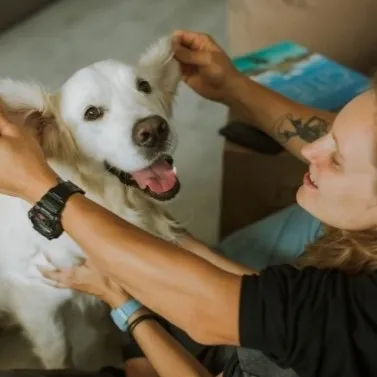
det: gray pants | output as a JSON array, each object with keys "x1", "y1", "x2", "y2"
[
  {"x1": 224, "y1": 348, "x2": 297, "y2": 377},
  {"x1": 0, "y1": 350, "x2": 298, "y2": 377}
]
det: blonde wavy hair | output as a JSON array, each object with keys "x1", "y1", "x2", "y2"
[
  {"x1": 295, "y1": 78, "x2": 377, "y2": 275},
  {"x1": 295, "y1": 226, "x2": 377, "y2": 274}
]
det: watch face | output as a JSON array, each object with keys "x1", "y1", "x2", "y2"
[
  {"x1": 29, "y1": 208, "x2": 63, "y2": 240},
  {"x1": 27, "y1": 180, "x2": 84, "y2": 240}
]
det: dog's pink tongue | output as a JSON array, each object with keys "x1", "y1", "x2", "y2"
[{"x1": 131, "y1": 159, "x2": 177, "y2": 193}]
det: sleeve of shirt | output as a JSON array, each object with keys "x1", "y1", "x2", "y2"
[{"x1": 238, "y1": 265, "x2": 376, "y2": 376}]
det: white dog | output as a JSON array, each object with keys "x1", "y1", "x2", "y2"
[{"x1": 0, "y1": 36, "x2": 183, "y2": 369}]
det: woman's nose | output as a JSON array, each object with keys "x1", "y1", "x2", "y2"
[
  {"x1": 301, "y1": 140, "x2": 320, "y2": 163},
  {"x1": 301, "y1": 136, "x2": 333, "y2": 163}
]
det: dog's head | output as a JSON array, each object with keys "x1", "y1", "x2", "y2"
[{"x1": 0, "y1": 36, "x2": 182, "y2": 202}]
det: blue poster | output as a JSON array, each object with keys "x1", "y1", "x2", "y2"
[{"x1": 232, "y1": 41, "x2": 371, "y2": 112}]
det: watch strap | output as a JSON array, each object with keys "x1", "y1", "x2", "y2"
[
  {"x1": 39, "y1": 180, "x2": 85, "y2": 216},
  {"x1": 28, "y1": 179, "x2": 85, "y2": 240},
  {"x1": 110, "y1": 299, "x2": 143, "y2": 332}
]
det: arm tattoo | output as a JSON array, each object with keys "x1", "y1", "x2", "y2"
[{"x1": 273, "y1": 113, "x2": 330, "y2": 144}]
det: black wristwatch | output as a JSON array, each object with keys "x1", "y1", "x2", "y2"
[{"x1": 28, "y1": 179, "x2": 85, "y2": 240}]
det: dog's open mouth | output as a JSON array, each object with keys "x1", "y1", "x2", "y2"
[{"x1": 104, "y1": 155, "x2": 180, "y2": 201}]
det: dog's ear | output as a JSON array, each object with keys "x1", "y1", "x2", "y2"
[
  {"x1": 0, "y1": 79, "x2": 78, "y2": 161},
  {"x1": 139, "y1": 36, "x2": 181, "y2": 97}
]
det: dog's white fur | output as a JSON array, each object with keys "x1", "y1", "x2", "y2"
[{"x1": 0, "y1": 37, "x2": 183, "y2": 369}]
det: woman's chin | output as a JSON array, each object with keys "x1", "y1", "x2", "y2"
[{"x1": 296, "y1": 185, "x2": 316, "y2": 214}]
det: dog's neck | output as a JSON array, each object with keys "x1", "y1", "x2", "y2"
[
  {"x1": 47, "y1": 157, "x2": 122, "y2": 200},
  {"x1": 45, "y1": 156, "x2": 182, "y2": 243}
]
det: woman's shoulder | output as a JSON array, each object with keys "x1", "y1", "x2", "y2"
[
  {"x1": 240, "y1": 266, "x2": 377, "y2": 377},
  {"x1": 260, "y1": 264, "x2": 377, "y2": 288}
]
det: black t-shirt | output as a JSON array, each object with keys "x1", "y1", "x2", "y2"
[{"x1": 238, "y1": 265, "x2": 377, "y2": 377}]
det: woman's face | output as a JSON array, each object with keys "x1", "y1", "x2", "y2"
[{"x1": 297, "y1": 90, "x2": 377, "y2": 230}]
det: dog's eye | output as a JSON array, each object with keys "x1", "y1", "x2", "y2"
[
  {"x1": 136, "y1": 78, "x2": 152, "y2": 94},
  {"x1": 84, "y1": 106, "x2": 104, "y2": 121}
]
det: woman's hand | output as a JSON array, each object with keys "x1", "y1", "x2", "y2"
[
  {"x1": 39, "y1": 257, "x2": 130, "y2": 308},
  {"x1": 172, "y1": 29, "x2": 243, "y2": 104},
  {"x1": 0, "y1": 112, "x2": 58, "y2": 203}
]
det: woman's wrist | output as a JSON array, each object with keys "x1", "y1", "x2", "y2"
[
  {"x1": 221, "y1": 71, "x2": 252, "y2": 106},
  {"x1": 103, "y1": 289, "x2": 131, "y2": 309},
  {"x1": 128, "y1": 307, "x2": 152, "y2": 324},
  {"x1": 23, "y1": 169, "x2": 61, "y2": 204}
]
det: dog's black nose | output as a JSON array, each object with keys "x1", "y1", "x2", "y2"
[{"x1": 132, "y1": 115, "x2": 169, "y2": 148}]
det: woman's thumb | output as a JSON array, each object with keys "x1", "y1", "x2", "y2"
[{"x1": 174, "y1": 45, "x2": 209, "y2": 67}]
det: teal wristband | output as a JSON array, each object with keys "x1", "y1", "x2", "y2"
[{"x1": 110, "y1": 299, "x2": 143, "y2": 332}]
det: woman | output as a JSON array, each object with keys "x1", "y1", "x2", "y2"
[{"x1": 0, "y1": 30, "x2": 377, "y2": 377}]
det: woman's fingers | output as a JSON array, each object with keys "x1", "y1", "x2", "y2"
[
  {"x1": 37, "y1": 264, "x2": 74, "y2": 286},
  {"x1": 172, "y1": 29, "x2": 221, "y2": 53},
  {"x1": 41, "y1": 275, "x2": 69, "y2": 289},
  {"x1": 172, "y1": 29, "x2": 208, "y2": 49},
  {"x1": 172, "y1": 29, "x2": 198, "y2": 48},
  {"x1": 174, "y1": 45, "x2": 209, "y2": 66},
  {"x1": 37, "y1": 257, "x2": 119, "y2": 301}
]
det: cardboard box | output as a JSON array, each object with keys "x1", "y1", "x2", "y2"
[
  {"x1": 227, "y1": 0, "x2": 377, "y2": 75},
  {"x1": 220, "y1": 42, "x2": 370, "y2": 238}
]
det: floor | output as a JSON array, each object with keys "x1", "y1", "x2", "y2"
[{"x1": 0, "y1": 0, "x2": 227, "y2": 369}]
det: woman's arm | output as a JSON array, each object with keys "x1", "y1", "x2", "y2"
[
  {"x1": 97, "y1": 284, "x2": 215, "y2": 377},
  {"x1": 31, "y1": 176, "x2": 242, "y2": 346},
  {"x1": 120, "y1": 232, "x2": 249, "y2": 377},
  {"x1": 126, "y1": 308, "x2": 213, "y2": 377},
  {"x1": 124, "y1": 358, "x2": 158, "y2": 377},
  {"x1": 172, "y1": 30, "x2": 335, "y2": 163},
  {"x1": 180, "y1": 233, "x2": 255, "y2": 276},
  {"x1": 225, "y1": 74, "x2": 336, "y2": 162}
]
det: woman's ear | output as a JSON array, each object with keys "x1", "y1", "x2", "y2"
[{"x1": 0, "y1": 79, "x2": 78, "y2": 161}]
